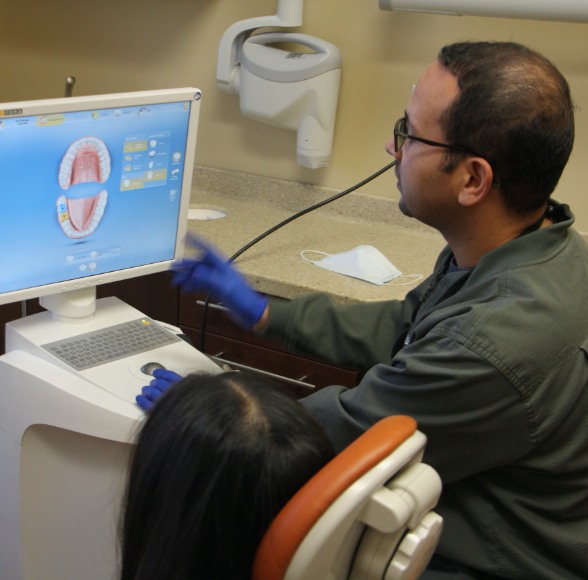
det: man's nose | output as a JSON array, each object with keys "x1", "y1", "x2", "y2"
[{"x1": 385, "y1": 138, "x2": 401, "y2": 161}]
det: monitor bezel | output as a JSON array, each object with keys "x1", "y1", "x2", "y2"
[{"x1": 0, "y1": 87, "x2": 202, "y2": 309}]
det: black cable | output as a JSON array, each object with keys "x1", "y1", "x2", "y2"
[{"x1": 198, "y1": 160, "x2": 397, "y2": 352}]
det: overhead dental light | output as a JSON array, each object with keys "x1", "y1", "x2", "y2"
[
  {"x1": 216, "y1": 0, "x2": 342, "y2": 169},
  {"x1": 378, "y1": 0, "x2": 588, "y2": 23}
]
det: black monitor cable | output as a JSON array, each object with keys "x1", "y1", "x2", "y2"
[{"x1": 197, "y1": 160, "x2": 397, "y2": 353}]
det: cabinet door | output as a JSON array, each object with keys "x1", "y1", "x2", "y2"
[{"x1": 96, "y1": 272, "x2": 178, "y2": 324}]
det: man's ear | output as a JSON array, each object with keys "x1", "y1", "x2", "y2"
[{"x1": 457, "y1": 157, "x2": 495, "y2": 207}]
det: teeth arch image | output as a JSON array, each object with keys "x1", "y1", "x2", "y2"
[
  {"x1": 59, "y1": 136, "x2": 111, "y2": 189},
  {"x1": 57, "y1": 191, "x2": 108, "y2": 239},
  {"x1": 57, "y1": 137, "x2": 111, "y2": 238}
]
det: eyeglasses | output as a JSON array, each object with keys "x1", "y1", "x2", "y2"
[
  {"x1": 393, "y1": 116, "x2": 478, "y2": 156},
  {"x1": 393, "y1": 116, "x2": 500, "y2": 187}
]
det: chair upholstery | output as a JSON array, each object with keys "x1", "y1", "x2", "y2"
[{"x1": 253, "y1": 415, "x2": 442, "y2": 580}]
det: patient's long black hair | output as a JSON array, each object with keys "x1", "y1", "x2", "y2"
[{"x1": 120, "y1": 371, "x2": 334, "y2": 580}]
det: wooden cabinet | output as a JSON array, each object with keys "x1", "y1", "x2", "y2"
[
  {"x1": 177, "y1": 293, "x2": 361, "y2": 399},
  {"x1": 95, "y1": 271, "x2": 178, "y2": 323}
]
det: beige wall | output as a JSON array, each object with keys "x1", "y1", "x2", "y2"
[{"x1": 2, "y1": 0, "x2": 587, "y2": 231}]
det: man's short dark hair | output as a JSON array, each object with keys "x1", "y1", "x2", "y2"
[{"x1": 438, "y1": 41, "x2": 575, "y2": 214}]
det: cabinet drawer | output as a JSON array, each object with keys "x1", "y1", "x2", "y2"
[
  {"x1": 180, "y1": 327, "x2": 360, "y2": 399},
  {"x1": 179, "y1": 292, "x2": 288, "y2": 351}
]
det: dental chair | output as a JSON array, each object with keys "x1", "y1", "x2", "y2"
[{"x1": 253, "y1": 416, "x2": 443, "y2": 580}]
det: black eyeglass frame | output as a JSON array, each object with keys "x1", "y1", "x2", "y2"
[
  {"x1": 393, "y1": 116, "x2": 501, "y2": 188},
  {"x1": 394, "y1": 116, "x2": 483, "y2": 157}
]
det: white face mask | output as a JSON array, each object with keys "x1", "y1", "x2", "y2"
[{"x1": 300, "y1": 245, "x2": 422, "y2": 286}]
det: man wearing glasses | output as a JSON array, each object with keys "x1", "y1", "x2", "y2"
[{"x1": 143, "y1": 42, "x2": 588, "y2": 579}]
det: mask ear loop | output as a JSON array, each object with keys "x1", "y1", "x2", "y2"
[
  {"x1": 300, "y1": 249, "x2": 331, "y2": 264},
  {"x1": 384, "y1": 274, "x2": 424, "y2": 286}
]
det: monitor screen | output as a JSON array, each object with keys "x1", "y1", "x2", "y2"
[{"x1": 0, "y1": 88, "x2": 202, "y2": 314}]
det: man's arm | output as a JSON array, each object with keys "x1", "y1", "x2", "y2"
[
  {"x1": 261, "y1": 291, "x2": 423, "y2": 372},
  {"x1": 301, "y1": 332, "x2": 530, "y2": 483}
]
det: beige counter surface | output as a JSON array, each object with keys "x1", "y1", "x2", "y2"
[{"x1": 186, "y1": 166, "x2": 446, "y2": 304}]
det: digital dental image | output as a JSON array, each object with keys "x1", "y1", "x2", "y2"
[{"x1": 57, "y1": 136, "x2": 111, "y2": 238}]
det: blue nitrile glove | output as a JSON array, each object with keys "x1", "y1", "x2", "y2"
[
  {"x1": 172, "y1": 235, "x2": 268, "y2": 329},
  {"x1": 136, "y1": 368, "x2": 183, "y2": 412}
]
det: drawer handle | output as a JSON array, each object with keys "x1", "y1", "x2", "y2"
[
  {"x1": 196, "y1": 300, "x2": 228, "y2": 313},
  {"x1": 210, "y1": 355, "x2": 316, "y2": 390}
]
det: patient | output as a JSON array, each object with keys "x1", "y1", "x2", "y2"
[{"x1": 120, "y1": 371, "x2": 335, "y2": 580}]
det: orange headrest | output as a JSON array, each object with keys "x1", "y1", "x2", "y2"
[{"x1": 252, "y1": 415, "x2": 418, "y2": 580}]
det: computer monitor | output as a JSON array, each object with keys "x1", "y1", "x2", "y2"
[{"x1": 0, "y1": 87, "x2": 202, "y2": 320}]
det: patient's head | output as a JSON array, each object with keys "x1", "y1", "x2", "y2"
[{"x1": 120, "y1": 371, "x2": 335, "y2": 580}]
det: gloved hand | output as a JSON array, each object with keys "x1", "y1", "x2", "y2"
[
  {"x1": 172, "y1": 235, "x2": 268, "y2": 329},
  {"x1": 136, "y1": 368, "x2": 183, "y2": 412}
]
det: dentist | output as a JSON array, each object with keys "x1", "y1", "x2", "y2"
[{"x1": 139, "y1": 42, "x2": 588, "y2": 580}]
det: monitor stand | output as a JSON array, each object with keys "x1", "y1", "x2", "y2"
[
  {"x1": 39, "y1": 286, "x2": 98, "y2": 323},
  {"x1": 0, "y1": 293, "x2": 221, "y2": 579}
]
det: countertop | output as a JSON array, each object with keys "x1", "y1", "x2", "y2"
[{"x1": 186, "y1": 166, "x2": 446, "y2": 304}]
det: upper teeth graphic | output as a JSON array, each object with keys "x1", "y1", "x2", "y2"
[{"x1": 58, "y1": 136, "x2": 111, "y2": 190}]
